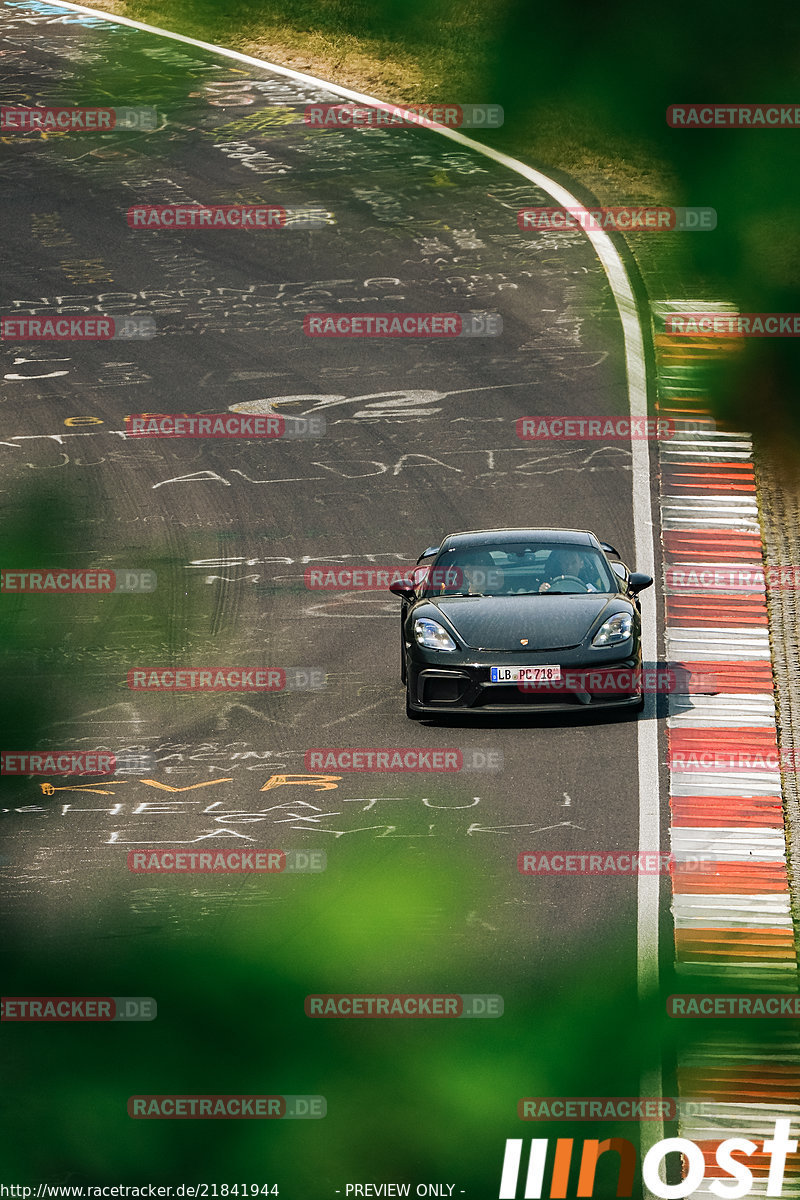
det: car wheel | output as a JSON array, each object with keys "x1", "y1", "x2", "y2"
[{"x1": 405, "y1": 682, "x2": 422, "y2": 720}]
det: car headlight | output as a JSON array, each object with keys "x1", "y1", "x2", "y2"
[
  {"x1": 592, "y1": 612, "x2": 633, "y2": 647},
  {"x1": 414, "y1": 617, "x2": 457, "y2": 651}
]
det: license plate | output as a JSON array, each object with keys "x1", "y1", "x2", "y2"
[{"x1": 489, "y1": 665, "x2": 562, "y2": 683}]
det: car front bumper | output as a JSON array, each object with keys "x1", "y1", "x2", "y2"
[{"x1": 405, "y1": 644, "x2": 643, "y2": 714}]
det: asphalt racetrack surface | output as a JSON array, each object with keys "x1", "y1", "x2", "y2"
[{"x1": 0, "y1": 5, "x2": 671, "y2": 1191}]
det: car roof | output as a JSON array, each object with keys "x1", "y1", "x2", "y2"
[{"x1": 437, "y1": 528, "x2": 600, "y2": 552}]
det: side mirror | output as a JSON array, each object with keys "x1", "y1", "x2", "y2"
[
  {"x1": 389, "y1": 579, "x2": 416, "y2": 600},
  {"x1": 628, "y1": 572, "x2": 653, "y2": 594}
]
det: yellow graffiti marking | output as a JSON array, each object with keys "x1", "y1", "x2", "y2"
[
  {"x1": 260, "y1": 774, "x2": 341, "y2": 792},
  {"x1": 138, "y1": 778, "x2": 234, "y2": 793},
  {"x1": 40, "y1": 782, "x2": 128, "y2": 795}
]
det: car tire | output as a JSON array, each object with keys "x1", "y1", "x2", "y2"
[
  {"x1": 405, "y1": 682, "x2": 422, "y2": 720},
  {"x1": 400, "y1": 634, "x2": 406, "y2": 684}
]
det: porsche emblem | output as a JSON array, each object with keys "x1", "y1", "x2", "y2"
[{"x1": 520, "y1": 638, "x2": 529, "y2": 646}]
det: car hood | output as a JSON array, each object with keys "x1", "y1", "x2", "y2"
[{"x1": 430, "y1": 594, "x2": 625, "y2": 652}]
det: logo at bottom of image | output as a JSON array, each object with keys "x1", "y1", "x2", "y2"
[
  {"x1": 127, "y1": 1095, "x2": 325, "y2": 1119},
  {"x1": 1, "y1": 997, "x2": 156, "y2": 1021},
  {"x1": 499, "y1": 1118, "x2": 797, "y2": 1199},
  {"x1": 305, "y1": 993, "x2": 503, "y2": 1017}
]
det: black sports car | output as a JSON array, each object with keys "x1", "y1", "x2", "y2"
[{"x1": 389, "y1": 528, "x2": 653, "y2": 718}]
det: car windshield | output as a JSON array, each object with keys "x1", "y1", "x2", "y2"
[{"x1": 418, "y1": 542, "x2": 618, "y2": 597}]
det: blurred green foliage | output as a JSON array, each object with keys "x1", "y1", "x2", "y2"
[
  {"x1": 0, "y1": 843, "x2": 694, "y2": 1193},
  {"x1": 3, "y1": 3, "x2": 800, "y2": 1191}
]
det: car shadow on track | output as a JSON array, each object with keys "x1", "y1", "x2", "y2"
[{"x1": 411, "y1": 697, "x2": 669, "y2": 729}]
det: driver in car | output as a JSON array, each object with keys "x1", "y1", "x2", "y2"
[{"x1": 538, "y1": 547, "x2": 599, "y2": 592}]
